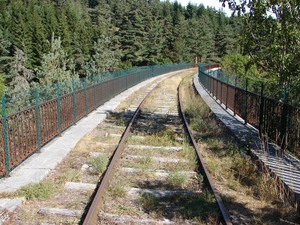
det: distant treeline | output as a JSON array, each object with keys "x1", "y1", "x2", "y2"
[{"x1": 0, "y1": 0, "x2": 242, "y2": 98}]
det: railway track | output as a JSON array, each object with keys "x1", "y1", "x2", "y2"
[
  {"x1": 12, "y1": 69, "x2": 232, "y2": 224},
  {"x1": 82, "y1": 71, "x2": 231, "y2": 224}
]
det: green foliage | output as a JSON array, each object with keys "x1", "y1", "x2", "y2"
[
  {"x1": 4, "y1": 48, "x2": 33, "y2": 111},
  {"x1": 88, "y1": 154, "x2": 109, "y2": 175},
  {"x1": 0, "y1": 0, "x2": 244, "y2": 104},
  {"x1": 166, "y1": 171, "x2": 190, "y2": 188},
  {"x1": 221, "y1": 0, "x2": 300, "y2": 102},
  {"x1": 0, "y1": 74, "x2": 5, "y2": 97},
  {"x1": 181, "y1": 190, "x2": 219, "y2": 221},
  {"x1": 84, "y1": 35, "x2": 118, "y2": 76},
  {"x1": 37, "y1": 34, "x2": 77, "y2": 86},
  {"x1": 1, "y1": 0, "x2": 240, "y2": 72},
  {"x1": 221, "y1": 53, "x2": 261, "y2": 79},
  {"x1": 139, "y1": 193, "x2": 159, "y2": 211},
  {"x1": 18, "y1": 180, "x2": 56, "y2": 200}
]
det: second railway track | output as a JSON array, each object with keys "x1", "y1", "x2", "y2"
[{"x1": 82, "y1": 70, "x2": 231, "y2": 224}]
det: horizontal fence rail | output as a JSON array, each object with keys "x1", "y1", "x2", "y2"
[
  {"x1": 0, "y1": 64, "x2": 191, "y2": 176},
  {"x1": 198, "y1": 64, "x2": 300, "y2": 158}
]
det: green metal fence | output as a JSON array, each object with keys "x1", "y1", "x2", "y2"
[
  {"x1": 198, "y1": 64, "x2": 300, "y2": 158},
  {"x1": 0, "y1": 64, "x2": 191, "y2": 176}
]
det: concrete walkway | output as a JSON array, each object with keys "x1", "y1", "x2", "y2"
[
  {"x1": 0, "y1": 72, "x2": 176, "y2": 193},
  {"x1": 193, "y1": 74, "x2": 300, "y2": 202}
]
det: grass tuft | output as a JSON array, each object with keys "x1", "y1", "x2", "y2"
[
  {"x1": 88, "y1": 154, "x2": 109, "y2": 175},
  {"x1": 108, "y1": 178, "x2": 128, "y2": 197},
  {"x1": 18, "y1": 180, "x2": 57, "y2": 200},
  {"x1": 166, "y1": 171, "x2": 190, "y2": 188},
  {"x1": 139, "y1": 193, "x2": 159, "y2": 211}
]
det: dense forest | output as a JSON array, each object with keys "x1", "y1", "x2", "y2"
[
  {"x1": 0, "y1": 0, "x2": 242, "y2": 101},
  {"x1": 1, "y1": 0, "x2": 299, "y2": 107}
]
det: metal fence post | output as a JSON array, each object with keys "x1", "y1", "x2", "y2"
[
  {"x1": 259, "y1": 82, "x2": 265, "y2": 137},
  {"x1": 220, "y1": 80, "x2": 223, "y2": 103},
  {"x1": 152, "y1": 66, "x2": 155, "y2": 77},
  {"x1": 209, "y1": 75, "x2": 211, "y2": 93},
  {"x1": 244, "y1": 78, "x2": 248, "y2": 124},
  {"x1": 280, "y1": 87, "x2": 289, "y2": 149},
  {"x1": 101, "y1": 77, "x2": 104, "y2": 103},
  {"x1": 72, "y1": 80, "x2": 77, "y2": 124},
  {"x1": 234, "y1": 77, "x2": 237, "y2": 116},
  {"x1": 35, "y1": 90, "x2": 41, "y2": 151},
  {"x1": 108, "y1": 80, "x2": 110, "y2": 101},
  {"x1": 216, "y1": 78, "x2": 219, "y2": 100},
  {"x1": 111, "y1": 76, "x2": 114, "y2": 98},
  {"x1": 139, "y1": 71, "x2": 141, "y2": 83},
  {"x1": 126, "y1": 72, "x2": 128, "y2": 90},
  {"x1": 118, "y1": 72, "x2": 120, "y2": 94},
  {"x1": 212, "y1": 77, "x2": 214, "y2": 96},
  {"x1": 2, "y1": 97, "x2": 10, "y2": 175},
  {"x1": 225, "y1": 74, "x2": 229, "y2": 109},
  {"x1": 93, "y1": 77, "x2": 97, "y2": 108},
  {"x1": 84, "y1": 78, "x2": 88, "y2": 115},
  {"x1": 203, "y1": 71, "x2": 207, "y2": 88},
  {"x1": 56, "y1": 83, "x2": 61, "y2": 132}
]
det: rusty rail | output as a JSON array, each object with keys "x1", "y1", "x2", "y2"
[
  {"x1": 82, "y1": 71, "x2": 232, "y2": 224},
  {"x1": 178, "y1": 81, "x2": 232, "y2": 225},
  {"x1": 80, "y1": 69, "x2": 177, "y2": 225}
]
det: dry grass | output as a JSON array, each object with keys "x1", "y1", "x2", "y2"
[
  {"x1": 116, "y1": 78, "x2": 164, "y2": 112},
  {"x1": 129, "y1": 128, "x2": 183, "y2": 147}
]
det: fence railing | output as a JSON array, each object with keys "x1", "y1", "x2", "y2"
[
  {"x1": 0, "y1": 64, "x2": 191, "y2": 176},
  {"x1": 198, "y1": 64, "x2": 300, "y2": 158}
]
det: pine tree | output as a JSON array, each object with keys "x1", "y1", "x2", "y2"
[
  {"x1": 143, "y1": 16, "x2": 165, "y2": 65},
  {"x1": 56, "y1": 7, "x2": 72, "y2": 56},
  {"x1": 42, "y1": 2, "x2": 59, "y2": 40},
  {"x1": 64, "y1": 1, "x2": 92, "y2": 74},
  {"x1": 84, "y1": 35, "x2": 118, "y2": 76},
  {"x1": 4, "y1": 48, "x2": 34, "y2": 111},
  {"x1": 10, "y1": 0, "x2": 34, "y2": 68},
  {"x1": 161, "y1": 1, "x2": 174, "y2": 63},
  {"x1": 0, "y1": 28, "x2": 12, "y2": 76},
  {"x1": 0, "y1": 28, "x2": 11, "y2": 96},
  {"x1": 195, "y1": 16, "x2": 215, "y2": 62},
  {"x1": 118, "y1": 8, "x2": 147, "y2": 66},
  {"x1": 29, "y1": 3, "x2": 48, "y2": 68},
  {"x1": 185, "y1": 2, "x2": 197, "y2": 19},
  {"x1": 170, "y1": 14, "x2": 189, "y2": 62},
  {"x1": 37, "y1": 35, "x2": 77, "y2": 86}
]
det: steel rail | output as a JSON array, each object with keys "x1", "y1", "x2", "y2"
[
  {"x1": 81, "y1": 69, "x2": 226, "y2": 224},
  {"x1": 178, "y1": 80, "x2": 232, "y2": 225},
  {"x1": 81, "y1": 87, "x2": 147, "y2": 225},
  {"x1": 81, "y1": 71, "x2": 184, "y2": 225}
]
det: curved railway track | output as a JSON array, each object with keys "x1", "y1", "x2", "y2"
[{"x1": 82, "y1": 71, "x2": 231, "y2": 224}]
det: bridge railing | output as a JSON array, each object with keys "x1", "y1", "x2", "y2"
[
  {"x1": 198, "y1": 64, "x2": 300, "y2": 158},
  {"x1": 0, "y1": 64, "x2": 191, "y2": 176}
]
